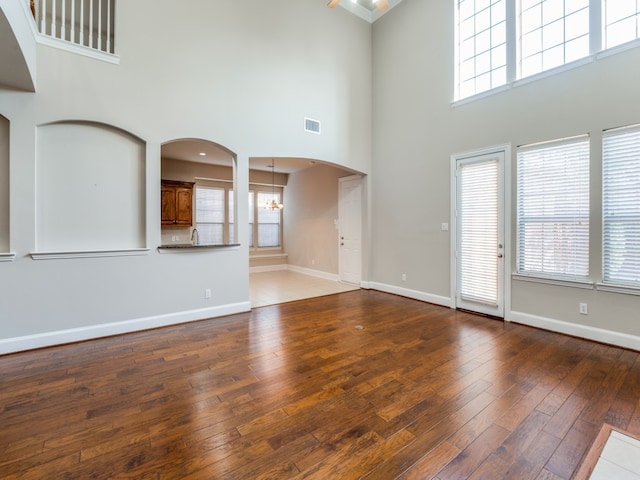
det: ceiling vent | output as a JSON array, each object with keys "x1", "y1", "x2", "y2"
[{"x1": 304, "y1": 117, "x2": 321, "y2": 134}]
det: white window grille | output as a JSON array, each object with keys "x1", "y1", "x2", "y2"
[
  {"x1": 519, "y1": 0, "x2": 590, "y2": 78},
  {"x1": 455, "y1": 0, "x2": 508, "y2": 100},
  {"x1": 602, "y1": 0, "x2": 640, "y2": 49}
]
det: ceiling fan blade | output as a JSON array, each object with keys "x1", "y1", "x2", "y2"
[
  {"x1": 327, "y1": 0, "x2": 341, "y2": 8},
  {"x1": 377, "y1": 0, "x2": 389, "y2": 12}
]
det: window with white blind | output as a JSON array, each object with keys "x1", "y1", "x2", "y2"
[
  {"x1": 455, "y1": 0, "x2": 507, "y2": 100},
  {"x1": 516, "y1": 136, "x2": 590, "y2": 280},
  {"x1": 228, "y1": 190, "x2": 235, "y2": 244},
  {"x1": 603, "y1": 1, "x2": 640, "y2": 50},
  {"x1": 602, "y1": 125, "x2": 640, "y2": 288},
  {"x1": 195, "y1": 186, "x2": 225, "y2": 244},
  {"x1": 256, "y1": 191, "x2": 281, "y2": 248},
  {"x1": 248, "y1": 190, "x2": 255, "y2": 248},
  {"x1": 519, "y1": 0, "x2": 590, "y2": 78},
  {"x1": 458, "y1": 157, "x2": 499, "y2": 306}
]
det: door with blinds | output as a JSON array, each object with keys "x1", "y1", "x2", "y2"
[{"x1": 454, "y1": 150, "x2": 505, "y2": 317}]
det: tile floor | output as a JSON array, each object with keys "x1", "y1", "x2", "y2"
[
  {"x1": 250, "y1": 269, "x2": 360, "y2": 307},
  {"x1": 590, "y1": 430, "x2": 640, "y2": 479}
]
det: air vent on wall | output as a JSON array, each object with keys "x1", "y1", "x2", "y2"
[{"x1": 304, "y1": 117, "x2": 321, "y2": 134}]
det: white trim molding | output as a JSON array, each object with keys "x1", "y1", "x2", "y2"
[
  {"x1": 513, "y1": 273, "x2": 595, "y2": 290},
  {"x1": 0, "y1": 301, "x2": 251, "y2": 356},
  {"x1": 36, "y1": 33, "x2": 120, "y2": 64},
  {"x1": 250, "y1": 264, "x2": 287, "y2": 273},
  {"x1": 369, "y1": 282, "x2": 451, "y2": 308},
  {"x1": 0, "y1": 253, "x2": 16, "y2": 262},
  {"x1": 509, "y1": 310, "x2": 640, "y2": 352},
  {"x1": 596, "y1": 283, "x2": 640, "y2": 296},
  {"x1": 287, "y1": 264, "x2": 340, "y2": 282},
  {"x1": 30, "y1": 248, "x2": 150, "y2": 260}
]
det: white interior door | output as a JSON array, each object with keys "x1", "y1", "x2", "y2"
[
  {"x1": 453, "y1": 150, "x2": 505, "y2": 317},
  {"x1": 339, "y1": 176, "x2": 362, "y2": 285}
]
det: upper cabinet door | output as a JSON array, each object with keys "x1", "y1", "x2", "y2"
[
  {"x1": 161, "y1": 181, "x2": 194, "y2": 226},
  {"x1": 161, "y1": 186, "x2": 177, "y2": 225},
  {"x1": 174, "y1": 187, "x2": 193, "y2": 226}
]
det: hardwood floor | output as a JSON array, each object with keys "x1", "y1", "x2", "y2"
[{"x1": 1, "y1": 290, "x2": 639, "y2": 479}]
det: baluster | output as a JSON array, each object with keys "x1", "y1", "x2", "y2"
[
  {"x1": 61, "y1": 0, "x2": 66, "y2": 41},
  {"x1": 70, "y1": 0, "x2": 75, "y2": 44},
  {"x1": 97, "y1": 0, "x2": 102, "y2": 51},
  {"x1": 106, "y1": 0, "x2": 111, "y2": 53},
  {"x1": 40, "y1": 0, "x2": 46, "y2": 34},
  {"x1": 89, "y1": 0, "x2": 93, "y2": 49},
  {"x1": 80, "y1": 0, "x2": 84, "y2": 47},
  {"x1": 50, "y1": 0, "x2": 56, "y2": 38}
]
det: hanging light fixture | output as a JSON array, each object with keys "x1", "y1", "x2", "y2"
[{"x1": 266, "y1": 159, "x2": 284, "y2": 210}]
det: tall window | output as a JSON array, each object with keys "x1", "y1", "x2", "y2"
[
  {"x1": 603, "y1": 1, "x2": 640, "y2": 49},
  {"x1": 519, "y1": 0, "x2": 590, "y2": 78},
  {"x1": 455, "y1": 0, "x2": 507, "y2": 100},
  {"x1": 249, "y1": 190, "x2": 255, "y2": 247},
  {"x1": 517, "y1": 136, "x2": 590, "y2": 280},
  {"x1": 228, "y1": 190, "x2": 235, "y2": 244},
  {"x1": 256, "y1": 192, "x2": 282, "y2": 248},
  {"x1": 602, "y1": 125, "x2": 640, "y2": 287},
  {"x1": 195, "y1": 186, "x2": 225, "y2": 244},
  {"x1": 455, "y1": 1, "x2": 640, "y2": 101}
]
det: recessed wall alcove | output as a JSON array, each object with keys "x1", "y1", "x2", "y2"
[{"x1": 36, "y1": 121, "x2": 145, "y2": 252}]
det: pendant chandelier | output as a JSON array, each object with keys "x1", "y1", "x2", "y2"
[{"x1": 266, "y1": 159, "x2": 284, "y2": 210}]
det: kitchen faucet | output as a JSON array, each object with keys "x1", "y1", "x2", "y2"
[{"x1": 190, "y1": 228, "x2": 198, "y2": 245}]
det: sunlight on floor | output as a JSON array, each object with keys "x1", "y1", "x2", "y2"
[{"x1": 250, "y1": 270, "x2": 359, "y2": 308}]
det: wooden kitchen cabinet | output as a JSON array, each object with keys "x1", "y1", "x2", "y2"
[{"x1": 161, "y1": 180, "x2": 194, "y2": 226}]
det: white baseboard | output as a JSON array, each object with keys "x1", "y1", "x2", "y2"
[
  {"x1": 286, "y1": 264, "x2": 340, "y2": 282},
  {"x1": 0, "y1": 302, "x2": 251, "y2": 355},
  {"x1": 250, "y1": 265, "x2": 287, "y2": 273},
  {"x1": 509, "y1": 310, "x2": 640, "y2": 352},
  {"x1": 369, "y1": 282, "x2": 451, "y2": 308}
]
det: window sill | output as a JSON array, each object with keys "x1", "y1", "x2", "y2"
[
  {"x1": 452, "y1": 43, "x2": 638, "y2": 107},
  {"x1": 596, "y1": 283, "x2": 640, "y2": 296},
  {"x1": 30, "y1": 249, "x2": 150, "y2": 260},
  {"x1": 0, "y1": 253, "x2": 16, "y2": 262},
  {"x1": 512, "y1": 273, "x2": 594, "y2": 289}
]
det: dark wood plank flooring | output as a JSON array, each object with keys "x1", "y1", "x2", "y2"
[{"x1": 1, "y1": 290, "x2": 639, "y2": 479}]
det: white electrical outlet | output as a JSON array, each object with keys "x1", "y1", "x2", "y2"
[
  {"x1": 205, "y1": 289, "x2": 212, "y2": 299},
  {"x1": 579, "y1": 303, "x2": 588, "y2": 315}
]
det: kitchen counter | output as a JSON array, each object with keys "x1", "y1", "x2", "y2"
[{"x1": 158, "y1": 243, "x2": 240, "y2": 251}]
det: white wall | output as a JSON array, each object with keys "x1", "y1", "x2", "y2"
[
  {"x1": 0, "y1": 114, "x2": 8, "y2": 252},
  {"x1": 371, "y1": 0, "x2": 640, "y2": 344},
  {"x1": 0, "y1": 0, "x2": 373, "y2": 353},
  {"x1": 37, "y1": 122, "x2": 145, "y2": 251},
  {"x1": 284, "y1": 163, "x2": 355, "y2": 275}
]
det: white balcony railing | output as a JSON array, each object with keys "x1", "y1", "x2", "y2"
[{"x1": 31, "y1": 0, "x2": 115, "y2": 55}]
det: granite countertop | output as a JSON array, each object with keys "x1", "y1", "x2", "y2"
[{"x1": 158, "y1": 243, "x2": 240, "y2": 250}]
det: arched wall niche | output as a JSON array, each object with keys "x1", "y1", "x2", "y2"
[{"x1": 36, "y1": 120, "x2": 146, "y2": 252}]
